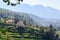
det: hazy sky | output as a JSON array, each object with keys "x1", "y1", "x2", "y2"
[
  {"x1": 0, "y1": 0, "x2": 60, "y2": 10},
  {"x1": 23, "y1": 0, "x2": 60, "y2": 10},
  {"x1": 0, "y1": 0, "x2": 60, "y2": 19}
]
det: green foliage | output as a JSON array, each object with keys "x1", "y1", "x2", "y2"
[
  {"x1": 0, "y1": 18, "x2": 5, "y2": 23},
  {"x1": 0, "y1": 22, "x2": 60, "y2": 40},
  {"x1": 1, "y1": 28, "x2": 7, "y2": 33}
]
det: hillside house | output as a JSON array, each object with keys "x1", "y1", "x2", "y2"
[
  {"x1": 16, "y1": 21, "x2": 25, "y2": 28},
  {"x1": 6, "y1": 19, "x2": 15, "y2": 24}
]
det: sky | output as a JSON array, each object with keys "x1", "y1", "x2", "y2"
[
  {"x1": 0, "y1": 0, "x2": 60, "y2": 19},
  {"x1": 23, "y1": 0, "x2": 60, "y2": 10}
]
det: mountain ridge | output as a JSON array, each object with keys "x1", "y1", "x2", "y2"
[
  {"x1": 0, "y1": 7, "x2": 60, "y2": 27},
  {"x1": 0, "y1": 4, "x2": 60, "y2": 19}
]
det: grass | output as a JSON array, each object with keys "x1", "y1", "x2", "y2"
[
  {"x1": 0, "y1": 35, "x2": 35, "y2": 40},
  {"x1": 56, "y1": 31, "x2": 60, "y2": 38}
]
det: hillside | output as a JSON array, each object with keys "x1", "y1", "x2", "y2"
[
  {"x1": 0, "y1": 8, "x2": 36, "y2": 26},
  {"x1": 0, "y1": 8, "x2": 60, "y2": 27},
  {"x1": 28, "y1": 14, "x2": 60, "y2": 27}
]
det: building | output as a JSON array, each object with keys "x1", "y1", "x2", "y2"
[
  {"x1": 16, "y1": 21, "x2": 25, "y2": 27},
  {"x1": 6, "y1": 19, "x2": 15, "y2": 24}
]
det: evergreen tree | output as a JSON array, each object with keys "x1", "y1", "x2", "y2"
[
  {"x1": 16, "y1": 26, "x2": 25, "y2": 35},
  {"x1": 45, "y1": 24, "x2": 60, "y2": 40}
]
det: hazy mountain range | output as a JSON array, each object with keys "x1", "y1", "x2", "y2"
[
  {"x1": 0, "y1": 4, "x2": 60, "y2": 27},
  {"x1": 28, "y1": 14, "x2": 60, "y2": 27},
  {"x1": 1, "y1": 4, "x2": 60, "y2": 19}
]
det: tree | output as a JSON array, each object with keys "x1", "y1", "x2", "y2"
[
  {"x1": 23, "y1": 20, "x2": 26, "y2": 25},
  {"x1": 1, "y1": 28, "x2": 7, "y2": 34},
  {"x1": 36, "y1": 27, "x2": 45, "y2": 40},
  {"x1": 3, "y1": 0, "x2": 23, "y2": 6},
  {"x1": 16, "y1": 26, "x2": 25, "y2": 35},
  {"x1": 45, "y1": 24, "x2": 60, "y2": 40}
]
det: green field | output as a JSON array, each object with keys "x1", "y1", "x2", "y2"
[{"x1": 56, "y1": 31, "x2": 60, "y2": 38}]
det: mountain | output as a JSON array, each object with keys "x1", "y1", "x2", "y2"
[
  {"x1": 28, "y1": 14, "x2": 60, "y2": 27},
  {"x1": 0, "y1": 8, "x2": 36, "y2": 26},
  {"x1": 1, "y1": 4, "x2": 60, "y2": 19},
  {"x1": 8, "y1": 4, "x2": 60, "y2": 19},
  {"x1": 18, "y1": 4, "x2": 60, "y2": 19},
  {"x1": 0, "y1": 8, "x2": 60, "y2": 27}
]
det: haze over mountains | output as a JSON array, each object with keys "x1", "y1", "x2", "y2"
[
  {"x1": 17, "y1": 4, "x2": 60, "y2": 19},
  {"x1": 0, "y1": 4, "x2": 60, "y2": 27},
  {"x1": 1, "y1": 4, "x2": 60, "y2": 19},
  {"x1": 28, "y1": 14, "x2": 60, "y2": 27}
]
